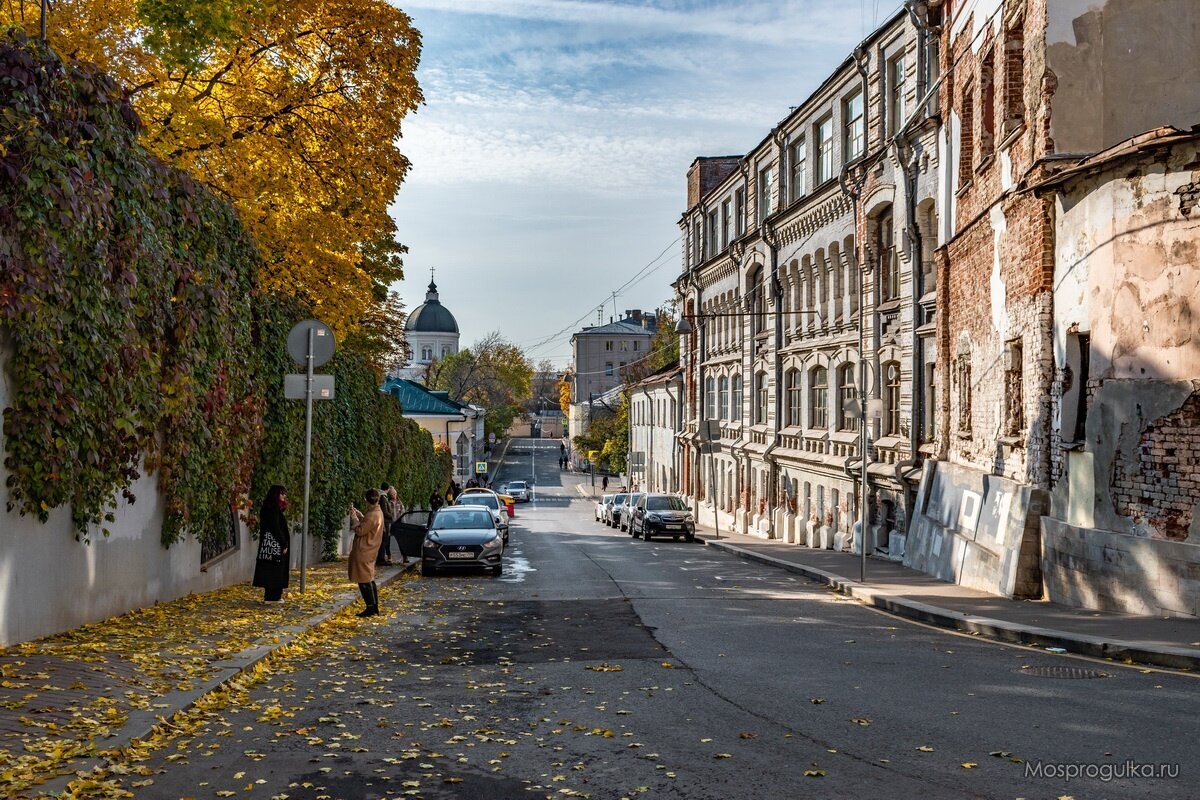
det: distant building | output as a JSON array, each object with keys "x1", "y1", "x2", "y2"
[
  {"x1": 397, "y1": 277, "x2": 459, "y2": 380},
  {"x1": 381, "y1": 378, "x2": 484, "y2": 484},
  {"x1": 629, "y1": 364, "x2": 684, "y2": 492},
  {"x1": 568, "y1": 310, "x2": 656, "y2": 445}
]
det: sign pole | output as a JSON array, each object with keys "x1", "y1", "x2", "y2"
[{"x1": 300, "y1": 327, "x2": 314, "y2": 594}]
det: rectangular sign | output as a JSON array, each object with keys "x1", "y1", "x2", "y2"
[
  {"x1": 284, "y1": 373, "x2": 335, "y2": 400},
  {"x1": 475, "y1": 461, "x2": 488, "y2": 474}
]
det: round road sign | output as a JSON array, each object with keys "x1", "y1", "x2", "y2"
[{"x1": 287, "y1": 319, "x2": 335, "y2": 367}]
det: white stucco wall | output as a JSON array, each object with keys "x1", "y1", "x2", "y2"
[{"x1": 0, "y1": 343, "x2": 324, "y2": 646}]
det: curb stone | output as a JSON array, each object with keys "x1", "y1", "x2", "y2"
[
  {"x1": 35, "y1": 562, "x2": 416, "y2": 796},
  {"x1": 705, "y1": 539, "x2": 1200, "y2": 672}
]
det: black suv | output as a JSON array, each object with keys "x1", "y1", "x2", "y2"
[{"x1": 629, "y1": 493, "x2": 696, "y2": 541}]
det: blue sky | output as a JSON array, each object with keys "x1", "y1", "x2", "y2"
[{"x1": 388, "y1": 0, "x2": 896, "y2": 367}]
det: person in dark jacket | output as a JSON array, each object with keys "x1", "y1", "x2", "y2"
[{"x1": 252, "y1": 485, "x2": 291, "y2": 603}]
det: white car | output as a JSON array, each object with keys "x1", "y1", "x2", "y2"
[
  {"x1": 507, "y1": 480, "x2": 532, "y2": 502},
  {"x1": 454, "y1": 492, "x2": 510, "y2": 542},
  {"x1": 596, "y1": 493, "x2": 613, "y2": 521}
]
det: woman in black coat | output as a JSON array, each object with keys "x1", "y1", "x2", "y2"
[{"x1": 252, "y1": 485, "x2": 291, "y2": 603}]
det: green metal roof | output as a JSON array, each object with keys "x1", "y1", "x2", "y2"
[{"x1": 381, "y1": 378, "x2": 468, "y2": 416}]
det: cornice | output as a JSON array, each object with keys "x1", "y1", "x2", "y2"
[{"x1": 776, "y1": 192, "x2": 855, "y2": 247}]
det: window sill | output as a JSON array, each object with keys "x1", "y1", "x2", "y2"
[
  {"x1": 999, "y1": 122, "x2": 1025, "y2": 151},
  {"x1": 804, "y1": 428, "x2": 829, "y2": 439},
  {"x1": 999, "y1": 435, "x2": 1024, "y2": 448},
  {"x1": 830, "y1": 430, "x2": 859, "y2": 444},
  {"x1": 877, "y1": 298, "x2": 903, "y2": 314},
  {"x1": 955, "y1": 429, "x2": 973, "y2": 440},
  {"x1": 1060, "y1": 439, "x2": 1084, "y2": 451},
  {"x1": 975, "y1": 153, "x2": 994, "y2": 174},
  {"x1": 955, "y1": 180, "x2": 973, "y2": 198}
]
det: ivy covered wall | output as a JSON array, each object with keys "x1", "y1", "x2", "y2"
[{"x1": 0, "y1": 32, "x2": 448, "y2": 556}]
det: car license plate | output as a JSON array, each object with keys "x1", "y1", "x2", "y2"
[
  {"x1": 665, "y1": 524, "x2": 681, "y2": 530},
  {"x1": 447, "y1": 552, "x2": 475, "y2": 559}
]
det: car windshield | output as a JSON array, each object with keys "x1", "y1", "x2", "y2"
[
  {"x1": 628, "y1": 494, "x2": 643, "y2": 506},
  {"x1": 509, "y1": 481, "x2": 527, "y2": 490},
  {"x1": 601, "y1": 494, "x2": 613, "y2": 503},
  {"x1": 457, "y1": 494, "x2": 499, "y2": 510},
  {"x1": 432, "y1": 509, "x2": 493, "y2": 529},
  {"x1": 645, "y1": 496, "x2": 687, "y2": 511},
  {"x1": 612, "y1": 494, "x2": 628, "y2": 506}
]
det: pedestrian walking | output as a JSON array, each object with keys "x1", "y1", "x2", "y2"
[
  {"x1": 348, "y1": 488, "x2": 385, "y2": 617},
  {"x1": 252, "y1": 485, "x2": 291, "y2": 604},
  {"x1": 376, "y1": 483, "x2": 396, "y2": 566},
  {"x1": 430, "y1": 490, "x2": 444, "y2": 513},
  {"x1": 602, "y1": 475, "x2": 609, "y2": 491}
]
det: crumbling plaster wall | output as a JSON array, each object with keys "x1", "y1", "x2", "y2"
[
  {"x1": 1050, "y1": 141, "x2": 1200, "y2": 542},
  {"x1": 1046, "y1": 0, "x2": 1200, "y2": 155}
]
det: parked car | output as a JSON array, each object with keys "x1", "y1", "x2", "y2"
[
  {"x1": 455, "y1": 492, "x2": 510, "y2": 542},
  {"x1": 506, "y1": 480, "x2": 532, "y2": 502},
  {"x1": 630, "y1": 494, "x2": 696, "y2": 541},
  {"x1": 595, "y1": 493, "x2": 614, "y2": 522},
  {"x1": 461, "y1": 486, "x2": 516, "y2": 518},
  {"x1": 617, "y1": 493, "x2": 643, "y2": 531},
  {"x1": 606, "y1": 493, "x2": 629, "y2": 527},
  {"x1": 421, "y1": 506, "x2": 504, "y2": 577}
]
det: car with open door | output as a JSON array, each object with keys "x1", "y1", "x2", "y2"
[
  {"x1": 391, "y1": 510, "x2": 433, "y2": 562},
  {"x1": 421, "y1": 506, "x2": 504, "y2": 577}
]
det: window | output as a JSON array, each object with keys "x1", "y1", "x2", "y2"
[
  {"x1": 705, "y1": 377, "x2": 716, "y2": 418},
  {"x1": 605, "y1": 362, "x2": 614, "y2": 377},
  {"x1": 844, "y1": 91, "x2": 864, "y2": 161},
  {"x1": 605, "y1": 341, "x2": 613, "y2": 351},
  {"x1": 788, "y1": 138, "x2": 807, "y2": 203},
  {"x1": 734, "y1": 188, "x2": 746, "y2": 236},
  {"x1": 754, "y1": 371, "x2": 769, "y2": 424},
  {"x1": 620, "y1": 340, "x2": 629, "y2": 351},
  {"x1": 1003, "y1": 26, "x2": 1025, "y2": 136},
  {"x1": 785, "y1": 369, "x2": 801, "y2": 427},
  {"x1": 882, "y1": 361, "x2": 901, "y2": 436},
  {"x1": 706, "y1": 208, "x2": 720, "y2": 255},
  {"x1": 749, "y1": 268, "x2": 767, "y2": 336},
  {"x1": 731, "y1": 375, "x2": 743, "y2": 420},
  {"x1": 980, "y1": 49, "x2": 995, "y2": 156},
  {"x1": 721, "y1": 199, "x2": 731, "y2": 247},
  {"x1": 955, "y1": 353, "x2": 972, "y2": 433},
  {"x1": 809, "y1": 367, "x2": 828, "y2": 429},
  {"x1": 838, "y1": 363, "x2": 857, "y2": 431},
  {"x1": 878, "y1": 207, "x2": 899, "y2": 301},
  {"x1": 718, "y1": 376, "x2": 729, "y2": 420},
  {"x1": 888, "y1": 54, "x2": 907, "y2": 134},
  {"x1": 634, "y1": 340, "x2": 640, "y2": 351},
  {"x1": 757, "y1": 164, "x2": 774, "y2": 224},
  {"x1": 815, "y1": 116, "x2": 834, "y2": 184},
  {"x1": 1002, "y1": 340, "x2": 1024, "y2": 436},
  {"x1": 959, "y1": 80, "x2": 974, "y2": 182},
  {"x1": 442, "y1": 346, "x2": 450, "y2": 358},
  {"x1": 420, "y1": 346, "x2": 432, "y2": 361},
  {"x1": 693, "y1": 220, "x2": 702, "y2": 263},
  {"x1": 923, "y1": 362, "x2": 938, "y2": 440}
]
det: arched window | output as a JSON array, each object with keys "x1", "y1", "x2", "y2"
[
  {"x1": 878, "y1": 207, "x2": 899, "y2": 302},
  {"x1": 838, "y1": 363, "x2": 858, "y2": 431},
  {"x1": 883, "y1": 361, "x2": 901, "y2": 435},
  {"x1": 718, "y1": 376, "x2": 729, "y2": 419},
  {"x1": 754, "y1": 371, "x2": 769, "y2": 424},
  {"x1": 809, "y1": 366, "x2": 828, "y2": 429},
  {"x1": 420, "y1": 345, "x2": 433, "y2": 361},
  {"x1": 785, "y1": 368, "x2": 802, "y2": 426},
  {"x1": 731, "y1": 375, "x2": 743, "y2": 421},
  {"x1": 442, "y1": 346, "x2": 451, "y2": 359},
  {"x1": 705, "y1": 377, "x2": 716, "y2": 419}
]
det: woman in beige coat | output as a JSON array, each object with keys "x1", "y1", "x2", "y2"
[{"x1": 348, "y1": 487, "x2": 385, "y2": 617}]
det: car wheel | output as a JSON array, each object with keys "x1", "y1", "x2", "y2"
[
  {"x1": 685, "y1": 534, "x2": 696, "y2": 543},
  {"x1": 491, "y1": 563, "x2": 503, "y2": 577},
  {"x1": 420, "y1": 560, "x2": 435, "y2": 577}
]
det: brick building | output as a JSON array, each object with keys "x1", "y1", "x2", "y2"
[{"x1": 905, "y1": 0, "x2": 1200, "y2": 612}]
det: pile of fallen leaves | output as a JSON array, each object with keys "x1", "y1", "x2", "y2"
[{"x1": 0, "y1": 564, "x2": 360, "y2": 795}]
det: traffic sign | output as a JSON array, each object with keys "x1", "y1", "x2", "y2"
[
  {"x1": 284, "y1": 374, "x2": 335, "y2": 400},
  {"x1": 475, "y1": 461, "x2": 488, "y2": 474},
  {"x1": 488, "y1": 432, "x2": 496, "y2": 443},
  {"x1": 287, "y1": 319, "x2": 334, "y2": 367}
]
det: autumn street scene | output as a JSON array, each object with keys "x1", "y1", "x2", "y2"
[{"x1": 3, "y1": 0, "x2": 1200, "y2": 799}]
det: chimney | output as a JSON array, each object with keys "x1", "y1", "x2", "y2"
[
  {"x1": 686, "y1": 156, "x2": 743, "y2": 209},
  {"x1": 628, "y1": 309, "x2": 642, "y2": 324}
]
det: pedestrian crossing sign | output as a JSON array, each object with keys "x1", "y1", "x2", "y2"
[{"x1": 475, "y1": 461, "x2": 488, "y2": 473}]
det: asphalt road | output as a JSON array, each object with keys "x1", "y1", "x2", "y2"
[{"x1": 120, "y1": 438, "x2": 1198, "y2": 800}]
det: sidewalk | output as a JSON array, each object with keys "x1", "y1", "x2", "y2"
[
  {"x1": 696, "y1": 527, "x2": 1200, "y2": 672},
  {"x1": 0, "y1": 560, "x2": 414, "y2": 797}
]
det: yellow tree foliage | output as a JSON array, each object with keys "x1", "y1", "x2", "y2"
[{"x1": 1, "y1": 0, "x2": 422, "y2": 337}]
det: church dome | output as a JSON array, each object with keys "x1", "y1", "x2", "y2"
[{"x1": 405, "y1": 280, "x2": 459, "y2": 334}]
